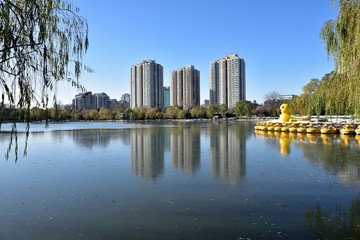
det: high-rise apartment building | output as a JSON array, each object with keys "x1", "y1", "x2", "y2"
[
  {"x1": 72, "y1": 91, "x2": 110, "y2": 111},
  {"x1": 210, "y1": 53, "x2": 245, "y2": 109},
  {"x1": 170, "y1": 65, "x2": 200, "y2": 109},
  {"x1": 163, "y1": 86, "x2": 170, "y2": 108},
  {"x1": 130, "y1": 60, "x2": 164, "y2": 109},
  {"x1": 93, "y1": 92, "x2": 110, "y2": 109}
]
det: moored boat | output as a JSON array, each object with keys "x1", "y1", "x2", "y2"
[
  {"x1": 340, "y1": 124, "x2": 355, "y2": 135},
  {"x1": 267, "y1": 122, "x2": 276, "y2": 131},
  {"x1": 320, "y1": 124, "x2": 338, "y2": 134},
  {"x1": 281, "y1": 123, "x2": 290, "y2": 132},
  {"x1": 355, "y1": 125, "x2": 360, "y2": 135},
  {"x1": 306, "y1": 124, "x2": 321, "y2": 134},
  {"x1": 274, "y1": 123, "x2": 283, "y2": 132},
  {"x1": 297, "y1": 124, "x2": 307, "y2": 133},
  {"x1": 288, "y1": 124, "x2": 298, "y2": 133}
]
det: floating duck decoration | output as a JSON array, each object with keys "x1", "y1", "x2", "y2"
[
  {"x1": 320, "y1": 124, "x2": 338, "y2": 134},
  {"x1": 274, "y1": 123, "x2": 283, "y2": 132},
  {"x1": 306, "y1": 124, "x2": 321, "y2": 134},
  {"x1": 279, "y1": 103, "x2": 311, "y2": 123},
  {"x1": 297, "y1": 123, "x2": 307, "y2": 133},
  {"x1": 355, "y1": 125, "x2": 360, "y2": 135},
  {"x1": 281, "y1": 123, "x2": 290, "y2": 132},
  {"x1": 288, "y1": 124, "x2": 298, "y2": 133},
  {"x1": 267, "y1": 122, "x2": 275, "y2": 131},
  {"x1": 340, "y1": 124, "x2": 355, "y2": 135}
]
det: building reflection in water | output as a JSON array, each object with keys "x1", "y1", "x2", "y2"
[
  {"x1": 169, "y1": 124, "x2": 201, "y2": 174},
  {"x1": 209, "y1": 123, "x2": 247, "y2": 184},
  {"x1": 68, "y1": 129, "x2": 131, "y2": 149},
  {"x1": 131, "y1": 128, "x2": 165, "y2": 180}
]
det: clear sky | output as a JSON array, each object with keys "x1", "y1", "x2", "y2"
[{"x1": 58, "y1": 0, "x2": 338, "y2": 105}]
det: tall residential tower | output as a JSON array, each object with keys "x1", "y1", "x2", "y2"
[
  {"x1": 210, "y1": 54, "x2": 245, "y2": 108},
  {"x1": 130, "y1": 60, "x2": 164, "y2": 109},
  {"x1": 170, "y1": 65, "x2": 200, "y2": 109}
]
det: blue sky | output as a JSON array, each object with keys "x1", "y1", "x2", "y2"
[{"x1": 59, "y1": 0, "x2": 337, "y2": 105}]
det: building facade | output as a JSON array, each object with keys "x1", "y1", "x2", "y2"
[
  {"x1": 130, "y1": 60, "x2": 164, "y2": 109},
  {"x1": 163, "y1": 86, "x2": 170, "y2": 108},
  {"x1": 120, "y1": 93, "x2": 131, "y2": 109},
  {"x1": 170, "y1": 65, "x2": 200, "y2": 109},
  {"x1": 72, "y1": 91, "x2": 110, "y2": 111},
  {"x1": 210, "y1": 53, "x2": 246, "y2": 109},
  {"x1": 93, "y1": 92, "x2": 110, "y2": 109}
]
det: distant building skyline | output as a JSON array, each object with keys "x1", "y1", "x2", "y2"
[
  {"x1": 72, "y1": 91, "x2": 110, "y2": 111},
  {"x1": 131, "y1": 60, "x2": 164, "y2": 109},
  {"x1": 170, "y1": 65, "x2": 200, "y2": 109},
  {"x1": 210, "y1": 53, "x2": 246, "y2": 109},
  {"x1": 72, "y1": 54, "x2": 246, "y2": 110}
]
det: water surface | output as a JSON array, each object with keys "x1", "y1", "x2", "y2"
[{"x1": 0, "y1": 121, "x2": 359, "y2": 239}]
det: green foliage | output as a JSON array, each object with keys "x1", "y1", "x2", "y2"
[
  {"x1": 235, "y1": 100, "x2": 251, "y2": 118},
  {"x1": 98, "y1": 108, "x2": 112, "y2": 120},
  {"x1": 302, "y1": 78, "x2": 320, "y2": 94},
  {"x1": 321, "y1": 0, "x2": 360, "y2": 116},
  {"x1": 190, "y1": 106, "x2": 206, "y2": 119},
  {"x1": 177, "y1": 109, "x2": 185, "y2": 119},
  {"x1": 163, "y1": 106, "x2": 181, "y2": 119},
  {"x1": 219, "y1": 104, "x2": 227, "y2": 118},
  {"x1": 0, "y1": 0, "x2": 90, "y2": 118},
  {"x1": 145, "y1": 108, "x2": 162, "y2": 119},
  {"x1": 206, "y1": 104, "x2": 216, "y2": 119}
]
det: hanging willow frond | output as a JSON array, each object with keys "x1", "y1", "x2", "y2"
[
  {"x1": 0, "y1": 0, "x2": 91, "y2": 160},
  {"x1": 320, "y1": 0, "x2": 360, "y2": 117}
]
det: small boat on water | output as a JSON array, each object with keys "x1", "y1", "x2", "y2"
[
  {"x1": 306, "y1": 124, "x2": 321, "y2": 134},
  {"x1": 281, "y1": 124, "x2": 290, "y2": 132},
  {"x1": 297, "y1": 124, "x2": 307, "y2": 133},
  {"x1": 274, "y1": 123, "x2": 283, "y2": 132},
  {"x1": 320, "y1": 124, "x2": 338, "y2": 134},
  {"x1": 288, "y1": 124, "x2": 298, "y2": 133},
  {"x1": 267, "y1": 122, "x2": 276, "y2": 131},
  {"x1": 340, "y1": 124, "x2": 355, "y2": 135},
  {"x1": 355, "y1": 125, "x2": 360, "y2": 135},
  {"x1": 259, "y1": 122, "x2": 268, "y2": 131}
]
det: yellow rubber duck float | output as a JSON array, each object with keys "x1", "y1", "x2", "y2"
[
  {"x1": 340, "y1": 124, "x2": 355, "y2": 135},
  {"x1": 355, "y1": 125, "x2": 360, "y2": 135},
  {"x1": 306, "y1": 123, "x2": 321, "y2": 134},
  {"x1": 279, "y1": 103, "x2": 311, "y2": 123},
  {"x1": 320, "y1": 124, "x2": 338, "y2": 134},
  {"x1": 297, "y1": 123, "x2": 307, "y2": 133},
  {"x1": 288, "y1": 124, "x2": 298, "y2": 133}
]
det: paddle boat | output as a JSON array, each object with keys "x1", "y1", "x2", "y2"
[
  {"x1": 320, "y1": 124, "x2": 338, "y2": 134},
  {"x1": 355, "y1": 125, "x2": 360, "y2": 135},
  {"x1": 274, "y1": 123, "x2": 283, "y2": 132},
  {"x1": 267, "y1": 122, "x2": 276, "y2": 131},
  {"x1": 259, "y1": 122, "x2": 269, "y2": 131},
  {"x1": 288, "y1": 124, "x2": 298, "y2": 133},
  {"x1": 297, "y1": 123, "x2": 307, "y2": 133},
  {"x1": 254, "y1": 122, "x2": 261, "y2": 131},
  {"x1": 281, "y1": 123, "x2": 290, "y2": 132},
  {"x1": 306, "y1": 124, "x2": 321, "y2": 134},
  {"x1": 340, "y1": 124, "x2": 355, "y2": 135}
]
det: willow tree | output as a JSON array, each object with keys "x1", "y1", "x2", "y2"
[
  {"x1": 321, "y1": 0, "x2": 360, "y2": 116},
  {"x1": 0, "y1": 0, "x2": 90, "y2": 159},
  {"x1": 0, "y1": 0, "x2": 90, "y2": 121}
]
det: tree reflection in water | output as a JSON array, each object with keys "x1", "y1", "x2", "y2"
[
  {"x1": 306, "y1": 199, "x2": 360, "y2": 239},
  {"x1": 255, "y1": 131, "x2": 360, "y2": 186}
]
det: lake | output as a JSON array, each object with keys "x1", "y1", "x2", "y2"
[{"x1": 0, "y1": 121, "x2": 360, "y2": 240}]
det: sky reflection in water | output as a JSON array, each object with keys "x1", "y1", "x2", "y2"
[{"x1": 0, "y1": 121, "x2": 360, "y2": 240}]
